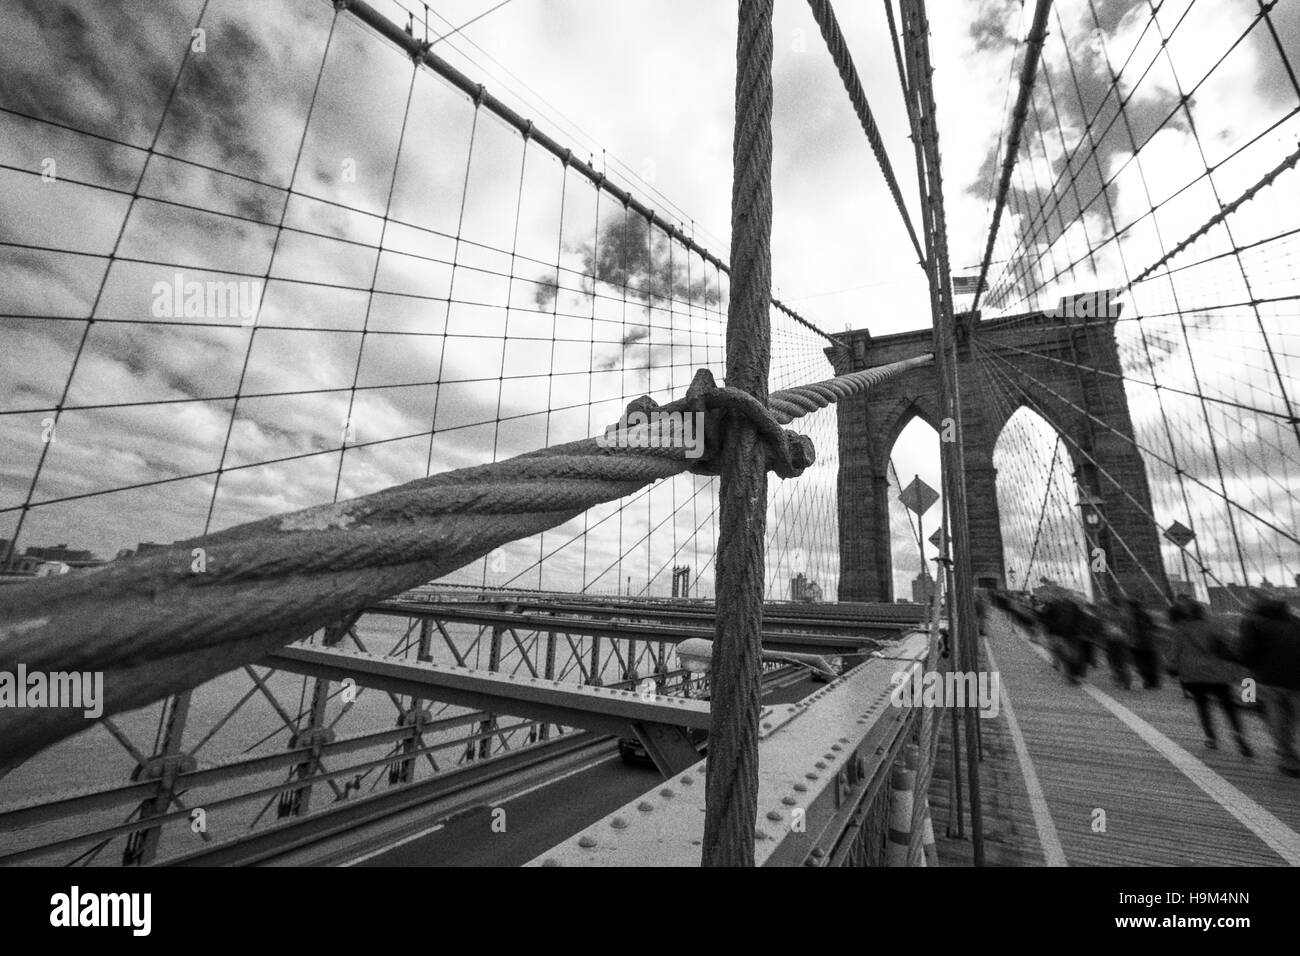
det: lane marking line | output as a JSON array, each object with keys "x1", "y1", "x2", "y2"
[
  {"x1": 1077, "y1": 682, "x2": 1300, "y2": 866},
  {"x1": 337, "y1": 750, "x2": 618, "y2": 867},
  {"x1": 340, "y1": 823, "x2": 445, "y2": 867},
  {"x1": 983, "y1": 636, "x2": 1068, "y2": 866},
  {"x1": 501, "y1": 751, "x2": 621, "y2": 802}
]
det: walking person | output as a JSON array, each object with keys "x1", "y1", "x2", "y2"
[
  {"x1": 1127, "y1": 599, "x2": 1161, "y2": 689},
  {"x1": 1076, "y1": 600, "x2": 1102, "y2": 677},
  {"x1": 1037, "y1": 590, "x2": 1089, "y2": 685},
  {"x1": 1099, "y1": 599, "x2": 1132, "y2": 689},
  {"x1": 1238, "y1": 594, "x2": 1300, "y2": 778},
  {"x1": 1169, "y1": 596, "x2": 1253, "y2": 756}
]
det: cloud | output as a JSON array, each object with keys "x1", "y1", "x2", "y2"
[{"x1": 1, "y1": 0, "x2": 1293, "y2": 602}]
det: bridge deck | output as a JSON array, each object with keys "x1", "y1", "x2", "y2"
[
  {"x1": 341, "y1": 674, "x2": 824, "y2": 867},
  {"x1": 935, "y1": 610, "x2": 1300, "y2": 867}
]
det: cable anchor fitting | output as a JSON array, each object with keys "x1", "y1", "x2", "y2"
[{"x1": 601, "y1": 369, "x2": 815, "y2": 480}]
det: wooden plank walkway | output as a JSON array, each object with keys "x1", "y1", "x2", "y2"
[{"x1": 931, "y1": 609, "x2": 1300, "y2": 866}]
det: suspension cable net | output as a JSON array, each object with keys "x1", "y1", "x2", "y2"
[
  {"x1": 0, "y1": 0, "x2": 857, "y2": 862},
  {"x1": 967, "y1": 0, "x2": 1300, "y2": 606},
  {"x1": 0, "y1": 0, "x2": 847, "y2": 601}
]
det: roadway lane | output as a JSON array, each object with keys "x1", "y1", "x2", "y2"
[
  {"x1": 351, "y1": 673, "x2": 822, "y2": 866},
  {"x1": 350, "y1": 748, "x2": 660, "y2": 866},
  {"x1": 764, "y1": 674, "x2": 819, "y2": 705}
]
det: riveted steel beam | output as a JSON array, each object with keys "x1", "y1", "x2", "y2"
[
  {"x1": 368, "y1": 603, "x2": 894, "y2": 655},
  {"x1": 266, "y1": 645, "x2": 712, "y2": 738},
  {"x1": 630, "y1": 723, "x2": 702, "y2": 778},
  {"x1": 381, "y1": 594, "x2": 926, "y2": 631},
  {"x1": 526, "y1": 630, "x2": 929, "y2": 866}
]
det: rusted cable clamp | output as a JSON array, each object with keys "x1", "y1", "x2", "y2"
[{"x1": 603, "y1": 369, "x2": 816, "y2": 479}]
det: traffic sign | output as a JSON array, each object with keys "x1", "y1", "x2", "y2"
[
  {"x1": 928, "y1": 527, "x2": 946, "y2": 550},
  {"x1": 900, "y1": 477, "x2": 939, "y2": 516},
  {"x1": 1164, "y1": 521, "x2": 1196, "y2": 549}
]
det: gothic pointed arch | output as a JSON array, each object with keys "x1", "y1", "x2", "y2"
[{"x1": 831, "y1": 308, "x2": 1169, "y2": 603}]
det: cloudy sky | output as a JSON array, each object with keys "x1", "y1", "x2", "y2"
[
  {"x1": 1, "y1": 0, "x2": 1296, "y2": 602},
  {"x1": 970, "y1": 0, "x2": 1300, "y2": 597}
]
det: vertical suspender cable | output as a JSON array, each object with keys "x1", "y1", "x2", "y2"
[
  {"x1": 702, "y1": 0, "x2": 775, "y2": 868},
  {"x1": 901, "y1": 0, "x2": 985, "y2": 864}
]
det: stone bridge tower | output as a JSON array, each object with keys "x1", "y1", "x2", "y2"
[{"x1": 830, "y1": 305, "x2": 1169, "y2": 605}]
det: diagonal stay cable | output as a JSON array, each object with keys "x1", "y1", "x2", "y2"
[
  {"x1": 1022, "y1": 434, "x2": 1061, "y2": 589},
  {"x1": 975, "y1": 339, "x2": 1300, "y2": 548},
  {"x1": 0, "y1": 353, "x2": 931, "y2": 767},
  {"x1": 805, "y1": 0, "x2": 927, "y2": 270},
  {"x1": 971, "y1": 0, "x2": 1053, "y2": 313},
  {"x1": 341, "y1": 0, "x2": 843, "y2": 348},
  {"x1": 975, "y1": 345, "x2": 1204, "y2": 603}
]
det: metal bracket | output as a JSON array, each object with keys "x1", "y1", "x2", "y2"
[
  {"x1": 290, "y1": 727, "x2": 336, "y2": 753},
  {"x1": 133, "y1": 753, "x2": 197, "y2": 783},
  {"x1": 630, "y1": 722, "x2": 701, "y2": 778}
]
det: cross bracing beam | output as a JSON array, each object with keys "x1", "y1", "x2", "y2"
[
  {"x1": 386, "y1": 600, "x2": 928, "y2": 634},
  {"x1": 0, "y1": 713, "x2": 556, "y2": 866},
  {"x1": 266, "y1": 645, "x2": 714, "y2": 739},
  {"x1": 526, "y1": 630, "x2": 930, "y2": 866},
  {"x1": 392, "y1": 592, "x2": 928, "y2": 630},
  {"x1": 368, "y1": 602, "x2": 900, "y2": 655},
  {"x1": 161, "y1": 732, "x2": 611, "y2": 867},
  {"x1": 0, "y1": 709, "x2": 496, "y2": 835},
  {"x1": 159, "y1": 668, "x2": 804, "y2": 866}
]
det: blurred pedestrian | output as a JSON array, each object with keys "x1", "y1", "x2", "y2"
[
  {"x1": 1076, "y1": 601, "x2": 1101, "y2": 673},
  {"x1": 1127, "y1": 599, "x2": 1161, "y2": 689},
  {"x1": 1099, "y1": 599, "x2": 1132, "y2": 689},
  {"x1": 1238, "y1": 594, "x2": 1300, "y2": 778},
  {"x1": 994, "y1": 589, "x2": 1038, "y2": 632},
  {"x1": 1170, "y1": 596, "x2": 1253, "y2": 756},
  {"x1": 1037, "y1": 591, "x2": 1089, "y2": 685}
]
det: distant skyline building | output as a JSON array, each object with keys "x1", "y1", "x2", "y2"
[
  {"x1": 791, "y1": 572, "x2": 822, "y2": 603},
  {"x1": 911, "y1": 569, "x2": 936, "y2": 606},
  {"x1": 22, "y1": 544, "x2": 99, "y2": 565},
  {"x1": 1258, "y1": 576, "x2": 1300, "y2": 612},
  {"x1": 1205, "y1": 577, "x2": 1300, "y2": 613},
  {"x1": 1, "y1": 540, "x2": 105, "y2": 574}
]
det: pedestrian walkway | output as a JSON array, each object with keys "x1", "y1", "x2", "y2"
[{"x1": 934, "y1": 610, "x2": 1300, "y2": 866}]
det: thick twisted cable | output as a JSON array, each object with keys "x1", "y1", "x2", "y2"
[
  {"x1": 768, "y1": 353, "x2": 934, "y2": 424},
  {"x1": 0, "y1": 353, "x2": 930, "y2": 765},
  {"x1": 0, "y1": 440, "x2": 691, "y2": 765}
]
